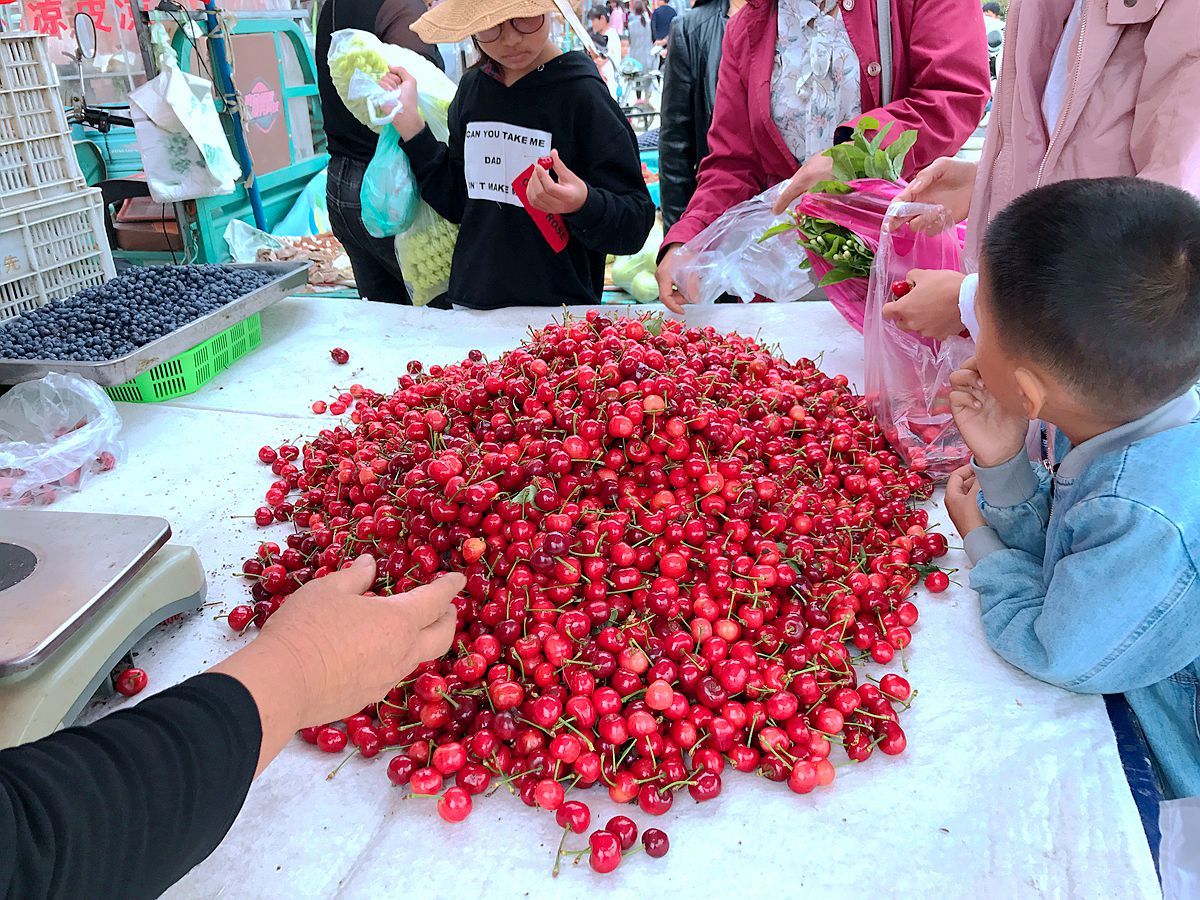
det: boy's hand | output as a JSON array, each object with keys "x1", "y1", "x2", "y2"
[
  {"x1": 527, "y1": 151, "x2": 588, "y2": 215},
  {"x1": 949, "y1": 357, "x2": 1029, "y2": 468},
  {"x1": 882, "y1": 269, "x2": 965, "y2": 338},
  {"x1": 382, "y1": 66, "x2": 425, "y2": 141},
  {"x1": 945, "y1": 464, "x2": 986, "y2": 538}
]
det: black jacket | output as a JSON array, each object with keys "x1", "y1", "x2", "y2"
[
  {"x1": 402, "y1": 52, "x2": 656, "y2": 309},
  {"x1": 315, "y1": 0, "x2": 443, "y2": 164},
  {"x1": 659, "y1": 0, "x2": 729, "y2": 230}
]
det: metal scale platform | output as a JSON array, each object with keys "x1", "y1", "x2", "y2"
[{"x1": 0, "y1": 510, "x2": 206, "y2": 749}]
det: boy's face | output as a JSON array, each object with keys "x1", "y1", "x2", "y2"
[{"x1": 974, "y1": 271, "x2": 1033, "y2": 417}]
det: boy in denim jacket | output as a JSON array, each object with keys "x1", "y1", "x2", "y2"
[{"x1": 944, "y1": 178, "x2": 1200, "y2": 799}]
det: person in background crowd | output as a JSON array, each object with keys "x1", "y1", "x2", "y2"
[
  {"x1": 1, "y1": 558, "x2": 464, "y2": 898},
  {"x1": 884, "y1": 0, "x2": 1200, "y2": 342},
  {"x1": 650, "y1": 0, "x2": 677, "y2": 62},
  {"x1": 655, "y1": 0, "x2": 991, "y2": 311},
  {"x1": 658, "y1": 0, "x2": 744, "y2": 230},
  {"x1": 609, "y1": 0, "x2": 627, "y2": 34},
  {"x1": 981, "y1": 1, "x2": 1004, "y2": 77},
  {"x1": 383, "y1": 0, "x2": 655, "y2": 309},
  {"x1": 315, "y1": 0, "x2": 445, "y2": 304},
  {"x1": 627, "y1": 0, "x2": 654, "y2": 74},
  {"x1": 589, "y1": 5, "x2": 624, "y2": 98}
]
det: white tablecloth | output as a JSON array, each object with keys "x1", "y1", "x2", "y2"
[{"x1": 57, "y1": 298, "x2": 1159, "y2": 899}]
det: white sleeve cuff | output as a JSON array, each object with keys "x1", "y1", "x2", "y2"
[{"x1": 958, "y1": 273, "x2": 979, "y2": 341}]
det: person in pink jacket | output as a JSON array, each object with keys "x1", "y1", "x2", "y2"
[
  {"x1": 884, "y1": 0, "x2": 1200, "y2": 339},
  {"x1": 654, "y1": 0, "x2": 991, "y2": 311}
]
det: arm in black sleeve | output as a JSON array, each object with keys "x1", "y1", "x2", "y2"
[
  {"x1": 401, "y1": 95, "x2": 468, "y2": 224},
  {"x1": 376, "y1": 0, "x2": 445, "y2": 70},
  {"x1": 565, "y1": 86, "x2": 657, "y2": 256},
  {"x1": 0, "y1": 673, "x2": 261, "y2": 900},
  {"x1": 658, "y1": 18, "x2": 696, "y2": 231}
]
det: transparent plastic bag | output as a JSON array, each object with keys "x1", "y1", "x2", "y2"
[
  {"x1": 390, "y1": 80, "x2": 458, "y2": 306},
  {"x1": 394, "y1": 205, "x2": 458, "y2": 306},
  {"x1": 0, "y1": 374, "x2": 125, "y2": 507},
  {"x1": 361, "y1": 127, "x2": 420, "y2": 238},
  {"x1": 669, "y1": 183, "x2": 816, "y2": 304},
  {"x1": 863, "y1": 200, "x2": 973, "y2": 478},
  {"x1": 328, "y1": 30, "x2": 455, "y2": 133}
]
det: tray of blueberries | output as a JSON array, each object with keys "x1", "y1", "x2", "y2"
[{"x1": 0, "y1": 262, "x2": 309, "y2": 386}]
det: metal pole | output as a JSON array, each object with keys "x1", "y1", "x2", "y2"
[{"x1": 202, "y1": 0, "x2": 268, "y2": 231}]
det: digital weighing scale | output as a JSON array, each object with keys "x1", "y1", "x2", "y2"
[{"x1": 0, "y1": 510, "x2": 207, "y2": 749}]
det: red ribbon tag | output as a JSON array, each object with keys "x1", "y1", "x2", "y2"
[{"x1": 512, "y1": 161, "x2": 569, "y2": 254}]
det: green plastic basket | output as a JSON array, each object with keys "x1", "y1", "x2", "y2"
[{"x1": 104, "y1": 313, "x2": 263, "y2": 403}]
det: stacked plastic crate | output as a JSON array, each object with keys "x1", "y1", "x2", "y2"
[{"x1": 0, "y1": 33, "x2": 114, "y2": 322}]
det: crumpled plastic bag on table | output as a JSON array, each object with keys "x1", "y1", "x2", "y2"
[
  {"x1": 863, "y1": 199, "x2": 973, "y2": 479},
  {"x1": 668, "y1": 183, "x2": 817, "y2": 304},
  {"x1": 0, "y1": 374, "x2": 125, "y2": 507}
]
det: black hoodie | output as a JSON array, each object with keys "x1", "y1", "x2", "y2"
[{"x1": 401, "y1": 51, "x2": 656, "y2": 309}]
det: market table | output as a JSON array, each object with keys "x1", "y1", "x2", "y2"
[{"x1": 58, "y1": 297, "x2": 1160, "y2": 899}]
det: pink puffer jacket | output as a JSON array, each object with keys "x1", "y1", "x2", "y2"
[{"x1": 965, "y1": 0, "x2": 1200, "y2": 263}]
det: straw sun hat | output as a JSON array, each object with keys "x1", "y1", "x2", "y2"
[{"x1": 413, "y1": 0, "x2": 560, "y2": 44}]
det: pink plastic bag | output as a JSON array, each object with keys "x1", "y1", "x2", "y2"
[
  {"x1": 796, "y1": 179, "x2": 966, "y2": 332},
  {"x1": 862, "y1": 199, "x2": 974, "y2": 478}
]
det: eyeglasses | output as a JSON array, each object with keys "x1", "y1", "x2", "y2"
[{"x1": 476, "y1": 15, "x2": 546, "y2": 42}]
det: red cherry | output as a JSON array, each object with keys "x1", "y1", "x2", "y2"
[
  {"x1": 114, "y1": 667, "x2": 147, "y2": 697},
  {"x1": 588, "y1": 830, "x2": 622, "y2": 874},
  {"x1": 925, "y1": 570, "x2": 950, "y2": 593},
  {"x1": 641, "y1": 828, "x2": 670, "y2": 858},
  {"x1": 438, "y1": 786, "x2": 472, "y2": 823}
]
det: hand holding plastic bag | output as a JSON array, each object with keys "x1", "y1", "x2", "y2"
[
  {"x1": 863, "y1": 200, "x2": 973, "y2": 478},
  {"x1": 0, "y1": 374, "x2": 125, "y2": 507},
  {"x1": 668, "y1": 183, "x2": 816, "y2": 305},
  {"x1": 328, "y1": 30, "x2": 455, "y2": 133}
]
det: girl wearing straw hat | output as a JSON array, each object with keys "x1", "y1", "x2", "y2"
[{"x1": 381, "y1": 0, "x2": 656, "y2": 309}]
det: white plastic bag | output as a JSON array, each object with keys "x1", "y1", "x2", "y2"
[
  {"x1": 328, "y1": 30, "x2": 456, "y2": 133},
  {"x1": 668, "y1": 183, "x2": 816, "y2": 304},
  {"x1": 128, "y1": 67, "x2": 241, "y2": 203},
  {"x1": 0, "y1": 374, "x2": 125, "y2": 507},
  {"x1": 1161, "y1": 797, "x2": 1200, "y2": 900}
]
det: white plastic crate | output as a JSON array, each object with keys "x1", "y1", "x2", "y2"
[
  {"x1": 0, "y1": 33, "x2": 58, "y2": 92},
  {"x1": 0, "y1": 34, "x2": 87, "y2": 211},
  {"x1": 0, "y1": 190, "x2": 115, "y2": 322}
]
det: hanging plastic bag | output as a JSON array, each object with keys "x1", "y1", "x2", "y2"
[
  {"x1": 0, "y1": 374, "x2": 126, "y2": 508},
  {"x1": 390, "y1": 77, "x2": 459, "y2": 306},
  {"x1": 863, "y1": 200, "x2": 973, "y2": 478},
  {"x1": 361, "y1": 128, "x2": 421, "y2": 238},
  {"x1": 668, "y1": 183, "x2": 817, "y2": 305},
  {"x1": 394, "y1": 205, "x2": 457, "y2": 306}
]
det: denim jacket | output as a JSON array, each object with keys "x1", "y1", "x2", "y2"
[{"x1": 963, "y1": 389, "x2": 1200, "y2": 799}]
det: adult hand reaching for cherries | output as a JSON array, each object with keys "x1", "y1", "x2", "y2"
[
  {"x1": 212, "y1": 556, "x2": 464, "y2": 775},
  {"x1": 882, "y1": 269, "x2": 967, "y2": 339}
]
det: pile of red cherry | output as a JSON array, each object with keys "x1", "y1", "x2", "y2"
[{"x1": 234, "y1": 311, "x2": 951, "y2": 875}]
